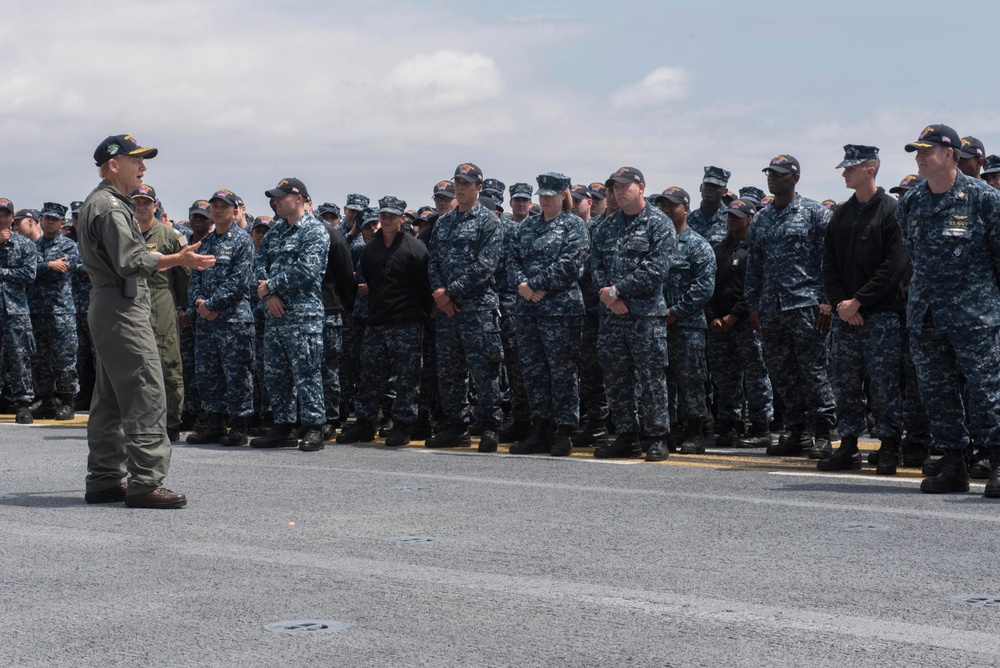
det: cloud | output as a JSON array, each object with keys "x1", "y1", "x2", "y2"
[
  {"x1": 387, "y1": 50, "x2": 503, "y2": 110},
  {"x1": 610, "y1": 67, "x2": 692, "y2": 109}
]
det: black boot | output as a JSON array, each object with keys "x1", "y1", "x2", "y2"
[
  {"x1": 249, "y1": 424, "x2": 299, "y2": 448},
  {"x1": 336, "y1": 419, "x2": 376, "y2": 444},
  {"x1": 14, "y1": 402, "x2": 33, "y2": 425},
  {"x1": 736, "y1": 421, "x2": 771, "y2": 448},
  {"x1": 54, "y1": 394, "x2": 75, "y2": 421},
  {"x1": 424, "y1": 423, "x2": 472, "y2": 448},
  {"x1": 499, "y1": 419, "x2": 532, "y2": 444},
  {"x1": 645, "y1": 436, "x2": 669, "y2": 462},
  {"x1": 817, "y1": 435, "x2": 861, "y2": 471},
  {"x1": 767, "y1": 423, "x2": 810, "y2": 456},
  {"x1": 219, "y1": 416, "x2": 249, "y2": 447},
  {"x1": 920, "y1": 449, "x2": 970, "y2": 494},
  {"x1": 186, "y1": 413, "x2": 226, "y2": 444},
  {"x1": 550, "y1": 425, "x2": 574, "y2": 457},
  {"x1": 900, "y1": 437, "x2": 930, "y2": 467},
  {"x1": 985, "y1": 450, "x2": 1000, "y2": 499},
  {"x1": 969, "y1": 449, "x2": 993, "y2": 480},
  {"x1": 247, "y1": 414, "x2": 268, "y2": 437},
  {"x1": 509, "y1": 418, "x2": 552, "y2": 454},
  {"x1": 299, "y1": 427, "x2": 324, "y2": 451},
  {"x1": 411, "y1": 410, "x2": 433, "y2": 440},
  {"x1": 715, "y1": 421, "x2": 736, "y2": 448},
  {"x1": 594, "y1": 432, "x2": 642, "y2": 459},
  {"x1": 679, "y1": 419, "x2": 705, "y2": 455},
  {"x1": 808, "y1": 423, "x2": 833, "y2": 459},
  {"x1": 31, "y1": 397, "x2": 57, "y2": 419},
  {"x1": 875, "y1": 436, "x2": 900, "y2": 476},
  {"x1": 385, "y1": 422, "x2": 412, "y2": 447},
  {"x1": 571, "y1": 416, "x2": 608, "y2": 448},
  {"x1": 478, "y1": 424, "x2": 499, "y2": 453}
]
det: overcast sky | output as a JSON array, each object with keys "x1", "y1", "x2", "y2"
[{"x1": 3, "y1": 0, "x2": 998, "y2": 220}]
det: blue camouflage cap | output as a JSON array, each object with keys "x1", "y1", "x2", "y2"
[
  {"x1": 702, "y1": 166, "x2": 731, "y2": 187},
  {"x1": 70, "y1": 200, "x2": 83, "y2": 214},
  {"x1": 738, "y1": 186, "x2": 765, "y2": 206},
  {"x1": 509, "y1": 183, "x2": 533, "y2": 200},
  {"x1": 40, "y1": 202, "x2": 68, "y2": 219},
  {"x1": 483, "y1": 179, "x2": 506, "y2": 201},
  {"x1": 888, "y1": 174, "x2": 926, "y2": 195},
  {"x1": 479, "y1": 191, "x2": 501, "y2": 210},
  {"x1": 345, "y1": 194, "x2": 370, "y2": 211},
  {"x1": 316, "y1": 202, "x2": 341, "y2": 218},
  {"x1": 959, "y1": 136, "x2": 986, "y2": 160},
  {"x1": 536, "y1": 172, "x2": 571, "y2": 197},
  {"x1": 836, "y1": 144, "x2": 879, "y2": 169},
  {"x1": 983, "y1": 155, "x2": 1000, "y2": 176},
  {"x1": 378, "y1": 195, "x2": 407, "y2": 216},
  {"x1": 361, "y1": 207, "x2": 379, "y2": 226}
]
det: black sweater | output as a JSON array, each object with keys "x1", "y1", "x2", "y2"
[
  {"x1": 705, "y1": 233, "x2": 750, "y2": 321},
  {"x1": 321, "y1": 222, "x2": 356, "y2": 314},
  {"x1": 822, "y1": 187, "x2": 906, "y2": 314},
  {"x1": 360, "y1": 230, "x2": 434, "y2": 325}
]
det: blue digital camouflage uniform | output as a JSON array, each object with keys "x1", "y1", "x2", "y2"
[
  {"x1": 494, "y1": 211, "x2": 529, "y2": 425},
  {"x1": 254, "y1": 212, "x2": 329, "y2": 428},
  {"x1": 427, "y1": 201, "x2": 505, "y2": 427},
  {"x1": 686, "y1": 206, "x2": 729, "y2": 245},
  {"x1": 664, "y1": 227, "x2": 716, "y2": 424},
  {"x1": 578, "y1": 214, "x2": 609, "y2": 426},
  {"x1": 897, "y1": 171, "x2": 1000, "y2": 452},
  {"x1": 705, "y1": 234, "x2": 774, "y2": 425},
  {"x1": 340, "y1": 230, "x2": 368, "y2": 412},
  {"x1": 0, "y1": 231, "x2": 37, "y2": 404},
  {"x1": 508, "y1": 209, "x2": 589, "y2": 428},
  {"x1": 30, "y1": 234, "x2": 81, "y2": 401},
  {"x1": 186, "y1": 224, "x2": 255, "y2": 419},
  {"x1": 72, "y1": 249, "x2": 95, "y2": 408},
  {"x1": 590, "y1": 203, "x2": 675, "y2": 437},
  {"x1": 744, "y1": 194, "x2": 836, "y2": 430}
]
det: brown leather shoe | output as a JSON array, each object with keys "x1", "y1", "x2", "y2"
[
  {"x1": 124, "y1": 487, "x2": 187, "y2": 509},
  {"x1": 84, "y1": 482, "x2": 127, "y2": 504}
]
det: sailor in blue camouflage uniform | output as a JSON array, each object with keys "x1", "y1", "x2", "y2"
[
  {"x1": 248, "y1": 216, "x2": 273, "y2": 434},
  {"x1": 0, "y1": 197, "x2": 37, "y2": 424},
  {"x1": 29, "y1": 202, "x2": 81, "y2": 420},
  {"x1": 655, "y1": 187, "x2": 716, "y2": 454},
  {"x1": 184, "y1": 189, "x2": 255, "y2": 446},
  {"x1": 745, "y1": 154, "x2": 837, "y2": 459},
  {"x1": 982, "y1": 154, "x2": 1000, "y2": 190},
  {"x1": 896, "y1": 124, "x2": 1000, "y2": 497},
  {"x1": 318, "y1": 201, "x2": 354, "y2": 440},
  {"x1": 506, "y1": 173, "x2": 589, "y2": 457},
  {"x1": 480, "y1": 179, "x2": 515, "y2": 433},
  {"x1": 339, "y1": 196, "x2": 371, "y2": 420},
  {"x1": 687, "y1": 166, "x2": 732, "y2": 245},
  {"x1": 250, "y1": 178, "x2": 330, "y2": 451},
  {"x1": 590, "y1": 167, "x2": 675, "y2": 460},
  {"x1": 705, "y1": 199, "x2": 774, "y2": 448},
  {"x1": 817, "y1": 145, "x2": 908, "y2": 475},
  {"x1": 494, "y1": 182, "x2": 534, "y2": 444},
  {"x1": 425, "y1": 162, "x2": 504, "y2": 453},
  {"x1": 179, "y1": 199, "x2": 211, "y2": 428},
  {"x1": 337, "y1": 196, "x2": 433, "y2": 447}
]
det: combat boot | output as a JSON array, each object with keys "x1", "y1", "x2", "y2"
[
  {"x1": 550, "y1": 425, "x2": 574, "y2": 457},
  {"x1": 875, "y1": 436, "x2": 901, "y2": 476},
  {"x1": 385, "y1": 422, "x2": 411, "y2": 447},
  {"x1": 679, "y1": 419, "x2": 706, "y2": 455},
  {"x1": 249, "y1": 424, "x2": 299, "y2": 448},
  {"x1": 54, "y1": 395, "x2": 75, "y2": 421},
  {"x1": 411, "y1": 410, "x2": 433, "y2": 440},
  {"x1": 969, "y1": 449, "x2": 993, "y2": 480},
  {"x1": 299, "y1": 428, "x2": 324, "y2": 451},
  {"x1": 219, "y1": 416, "x2": 249, "y2": 447},
  {"x1": 715, "y1": 421, "x2": 737, "y2": 448},
  {"x1": 499, "y1": 419, "x2": 532, "y2": 444},
  {"x1": 509, "y1": 418, "x2": 552, "y2": 454},
  {"x1": 336, "y1": 419, "x2": 376, "y2": 444},
  {"x1": 900, "y1": 436, "x2": 930, "y2": 467},
  {"x1": 736, "y1": 421, "x2": 771, "y2": 448},
  {"x1": 645, "y1": 437, "x2": 669, "y2": 462},
  {"x1": 984, "y1": 450, "x2": 1000, "y2": 499},
  {"x1": 817, "y1": 435, "x2": 861, "y2": 471},
  {"x1": 31, "y1": 397, "x2": 57, "y2": 419},
  {"x1": 808, "y1": 423, "x2": 834, "y2": 459},
  {"x1": 14, "y1": 402, "x2": 33, "y2": 425},
  {"x1": 767, "y1": 423, "x2": 810, "y2": 456},
  {"x1": 594, "y1": 432, "x2": 642, "y2": 459},
  {"x1": 379, "y1": 416, "x2": 394, "y2": 438},
  {"x1": 424, "y1": 423, "x2": 472, "y2": 448},
  {"x1": 920, "y1": 449, "x2": 970, "y2": 494},
  {"x1": 572, "y1": 415, "x2": 608, "y2": 448},
  {"x1": 478, "y1": 424, "x2": 499, "y2": 453},
  {"x1": 247, "y1": 414, "x2": 268, "y2": 437},
  {"x1": 321, "y1": 422, "x2": 337, "y2": 442},
  {"x1": 186, "y1": 413, "x2": 226, "y2": 444}
]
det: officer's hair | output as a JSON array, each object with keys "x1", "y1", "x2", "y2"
[
  {"x1": 561, "y1": 191, "x2": 573, "y2": 211},
  {"x1": 950, "y1": 147, "x2": 961, "y2": 164},
  {"x1": 860, "y1": 159, "x2": 880, "y2": 177},
  {"x1": 98, "y1": 162, "x2": 112, "y2": 180}
]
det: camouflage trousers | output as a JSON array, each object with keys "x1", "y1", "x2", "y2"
[
  {"x1": 322, "y1": 313, "x2": 343, "y2": 424},
  {"x1": 900, "y1": 320, "x2": 932, "y2": 443},
  {"x1": 597, "y1": 314, "x2": 669, "y2": 437},
  {"x1": 436, "y1": 309, "x2": 504, "y2": 427},
  {"x1": 0, "y1": 314, "x2": 35, "y2": 403},
  {"x1": 357, "y1": 322, "x2": 423, "y2": 425},
  {"x1": 667, "y1": 327, "x2": 710, "y2": 423},
  {"x1": 578, "y1": 311, "x2": 608, "y2": 423},
  {"x1": 341, "y1": 313, "x2": 364, "y2": 412},
  {"x1": 706, "y1": 320, "x2": 773, "y2": 425},
  {"x1": 252, "y1": 313, "x2": 271, "y2": 417},
  {"x1": 30, "y1": 313, "x2": 78, "y2": 399},
  {"x1": 418, "y1": 318, "x2": 438, "y2": 415},
  {"x1": 760, "y1": 306, "x2": 836, "y2": 429},
  {"x1": 499, "y1": 307, "x2": 529, "y2": 422},
  {"x1": 830, "y1": 312, "x2": 903, "y2": 440},
  {"x1": 910, "y1": 313, "x2": 1000, "y2": 452},
  {"x1": 515, "y1": 315, "x2": 582, "y2": 428},
  {"x1": 264, "y1": 318, "x2": 325, "y2": 428},
  {"x1": 179, "y1": 321, "x2": 201, "y2": 416},
  {"x1": 75, "y1": 312, "x2": 95, "y2": 407},
  {"x1": 194, "y1": 320, "x2": 254, "y2": 418}
]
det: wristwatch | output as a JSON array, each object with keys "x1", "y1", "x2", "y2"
[{"x1": 608, "y1": 286, "x2": 618, "y2": 300}]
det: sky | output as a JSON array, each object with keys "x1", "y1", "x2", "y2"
[{"x1": 2, "y1": 0, "x2": 998, "y2": 221}]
